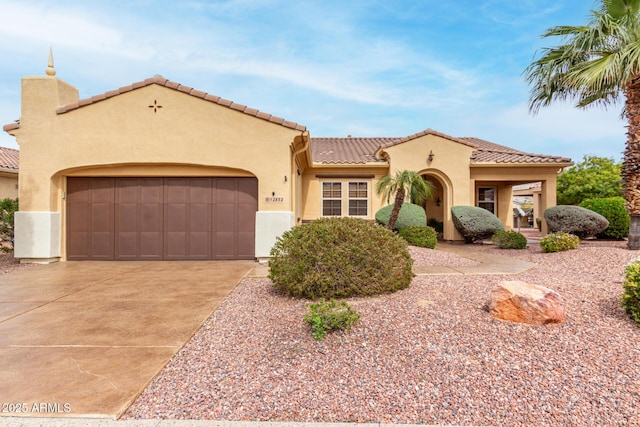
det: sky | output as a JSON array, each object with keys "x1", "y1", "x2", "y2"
[{"x1": 0, "y1": 0, "x2": 628, "y2": 163}]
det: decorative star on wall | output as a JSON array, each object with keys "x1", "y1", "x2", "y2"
[{"x1": 148, "y1": 100, "x2": 163, "y2": 113}]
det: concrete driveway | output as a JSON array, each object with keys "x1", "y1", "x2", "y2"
[{"x1": 0, "y1": 260, "x2": 256, "y2": 419}]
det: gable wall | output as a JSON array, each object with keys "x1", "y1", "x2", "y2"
[{"x1": 15, "y1": 80, "x2": 300, "y2": 213}]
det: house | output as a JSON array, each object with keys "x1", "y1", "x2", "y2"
[
  {"x1": 2, "y1": 59, "x2": 572, "y2": 263},
  {"x1": 0, "y1": 146, "x2": 19, "y2": 200}
]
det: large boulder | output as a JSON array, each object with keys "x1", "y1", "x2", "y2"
[
  {"x1": 451, "y1": 205, "x2": 504, "y2": 243},
  {"x1": 544, "y1": 205, "x2": 609, "y2": 238},
  {"x1": 489, "y1": 281, "x2": 566, "y2": 325},
  {"x1": 375, "y1": 203, "x2": 426, "y2": 230}
]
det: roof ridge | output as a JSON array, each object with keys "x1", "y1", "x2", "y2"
[{"x1": 54, "y1": 75, "x2": 306, "y2": 132}]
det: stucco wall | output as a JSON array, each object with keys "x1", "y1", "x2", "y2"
[
  {"x1": 0, "y1": 172, "x2": 18, "y2": 199},
  {"x1": 15, "y1": 78, "x2": 301, "y2": 213},
  {"x1": 300, "y1": 166, "x2": 387, "y2": 221}
]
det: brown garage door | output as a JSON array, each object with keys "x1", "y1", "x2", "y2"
[{"x1": 66, "y1": 177, "x2": 258, "y2": 260}]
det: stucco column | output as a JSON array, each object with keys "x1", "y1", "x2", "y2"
[{"x1": 539, "y1": 179, "x2": 556, "y2": 235}]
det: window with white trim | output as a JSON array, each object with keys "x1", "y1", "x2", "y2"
[
  {"x1": 348, "y1": 182, "x2": 368, "y2": 216},
  {"x1": 322, "y1": 182, "x2": 342, "y2": 216},
  {"x1": 321, "y1": 181, "x2": 370, "y2": 217},
  {"x1": 477, "y1": 186, "x2": 496, "y2": 214}
]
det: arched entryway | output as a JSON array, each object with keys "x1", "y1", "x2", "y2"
[{"x1": 421, "y1": 170, "x2": 453, "y2": 240}]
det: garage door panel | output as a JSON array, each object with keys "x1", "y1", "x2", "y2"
[
  {"x1": 237, "y1": 208, "x2": 255, "y2": 233},
  {"x1": 68, "y1": 176, "x2": 256, "y2": 260},
  {"x1": 66, "y1": 178, "x2": 115, "y2": 260}
]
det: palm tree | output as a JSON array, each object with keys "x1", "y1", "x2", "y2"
[
  {"x1": 524, "y1": 0, "x2": 640, "y2": 250},
  {"x1": 376, "y1": 170, "x2": 434, "y2": 230}
]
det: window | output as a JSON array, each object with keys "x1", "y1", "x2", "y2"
[
  {"x1": 348, "y1": 182, "x2": 368, "y2": 216},
  {"x1": 321, "y1": 181, "x2": 369, "y2": 217},
  {"x1": 477, "y1": 187, "x2": 496, "y2": 214},
  {"x1": 322, "y1": 182, "x2": 342, "y2": 216}
]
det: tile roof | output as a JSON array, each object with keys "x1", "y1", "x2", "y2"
[
  {"x1": 462, "y1": 137, "x2": 572, "y2": 164},
  {"x1": 55, "y1": 75, "x2": 307, "y2": 132},
  {"x1": 311, "y1": 137, "x2": 393, "y2": 164},
  {"x1": 0, "y1": 146, "x2": 19, "y2": 171},
  {"x1": 311, "y1": 133, "x2": 572, "y2": 165}
]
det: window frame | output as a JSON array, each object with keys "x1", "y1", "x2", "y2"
[
  {"x1": 477, "y1": 186, "x2": 497, "y2": 214},
  {"x1": 321, "y1": 181, "x2": 342, "y2": 216},
  {"x1": 320, "y1": 180, "x2": 370, "y2": 218},
  {"x1": 347, "y1": 181, "x2": 368, "y2": 217}
]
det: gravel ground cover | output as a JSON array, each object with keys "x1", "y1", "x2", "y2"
[
  {"x1": 125, "y1": 240, "x2": 640, "y2": 426},
  {"x1": 0, "y1": 252, "x2": 38, "y2": 274}
]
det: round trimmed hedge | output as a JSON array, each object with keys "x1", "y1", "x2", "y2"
[
  {"x1": 399, "y1": 226, "x2": 437, "y2": 248},
  {"x1": 544, "y1": 205, "x2": 609, "y2": 238},
  {"x1": 268, "y1": 217, "x2": 413, "y2": 299},
  {"x1": 580, "y1": 197, "x2": 629, "y2": 239},
  {"x1": 375, "y1": 203, "x2": 426, "y2": 230}
]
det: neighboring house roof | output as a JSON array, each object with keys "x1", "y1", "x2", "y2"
[
  {"x1": 0, "y1": 146, "x2": 19, "y2": 171},
  {"x1": 311, "y1": 132, "x2": 572, "y2": 165},
  {"x1": 3, "y1": 75, "x2": 306, "y2": 133}
]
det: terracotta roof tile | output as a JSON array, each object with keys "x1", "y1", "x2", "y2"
[
  {"x1": 311, "y1": 134, "x2": 572, "y2": 165},
  {"x1": 0, "y1": 146, "x2": 19, "y2": 171},
  {"x1": 311, "y1": 137, "x2": 393, "y2": 164},
  {"x1": 462, "y1": 137, "x2": 572, "y2": 164},
  {"x1": 51, "y1": 75, "x2": 306, "y2": 132},
  {"x1": 2, "y1": 122, "x2": 19, "y2": 132},
  {"x1": 377, "y1": 128, "x2": 477, "y2": 151}
]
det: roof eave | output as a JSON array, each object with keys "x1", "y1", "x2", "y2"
[{"x1": 470, "y1": 161, "x2": 574, "y2": 168}]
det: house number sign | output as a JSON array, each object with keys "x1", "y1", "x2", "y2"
[{"x1": 265, "y1": 197, "x2": 284, "y2": 202}]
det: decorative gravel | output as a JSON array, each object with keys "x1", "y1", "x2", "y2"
[
  {"x1": 125, "y1": 242, "x2": 640, "y2": 426},
  {"x1": 0, "y1": 252, "x2": 38, "y2": 274}
]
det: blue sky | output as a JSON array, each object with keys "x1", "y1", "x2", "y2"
[{"x1": 0, "y1": 0, "x2": 627, "y2": 163}]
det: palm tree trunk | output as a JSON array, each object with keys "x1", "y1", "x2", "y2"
[
  {"x1": 387, "y1": 188, "x2": 406, "y2": 230},
  {"x1": 623, "y1": 76, "x2": 640, "y2": 250}
]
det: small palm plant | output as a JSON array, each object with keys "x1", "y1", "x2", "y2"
[{"x1": 376, "y1": 170, "x2": 434, "y2": 230}]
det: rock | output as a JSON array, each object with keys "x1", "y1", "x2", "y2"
[{"x1": 489, "y1": 281, "x2": 566, "y2": 325}]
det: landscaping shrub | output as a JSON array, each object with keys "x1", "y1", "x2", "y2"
[
  {"x1": 621, "y1": 258, "x2": 640, "y2": 326},
  {"x1": 375, "y1": 203, "x2": 426, "y2": 230},
  {"x1": 544, "y1": 205, "x2": 609, "y2": 238},
  {"x1": 539, "y1": 232, "x2": 580, "y2": 253},
  {"x1": 269, "y1": 217, "x2": 413, "y2": 299},
  {"x1": 427, "y1": 218, "x2": 444, "y2": 234},
  {"x1": 580, "y1": 197, "x2": 630, "y2": 239},
  {"x1": 399, "y1": 226, "x2": 437, "y2": 249},
  {"x1": 304, "y1": 299, "x2": 361, "y2": 340},
  {"x1": 491, "y1": 230, "x2": 527, "y2": 249},
  {"x1": 0, "y1": 198, "x2": 18, "y2": 252},
  {"x1": 451, "y1": 205, "x2": 504, "y2": 243}
]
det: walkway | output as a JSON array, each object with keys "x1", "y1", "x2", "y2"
[
  {"x1": 250, "y1": 242, "x2": 537, "y2": 278},
  {"x1": 413, "y1": 242, "x2": 536, "y2": 275}
]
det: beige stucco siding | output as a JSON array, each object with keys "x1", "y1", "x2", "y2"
[
  {"x1": 16, "y1": 81, "x2": 301, "y2": 213},
  {"x1": 301, "y1": 166, "x2": 387, "y2": 221},
  {"x1": 0, "y1": 172, "x2": 18, "y2": 199}
]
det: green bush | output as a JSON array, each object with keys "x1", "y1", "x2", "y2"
[
  {"x1": 539, "y1": 232, "x2": 580, "y2": 253},
  {"x1": 622, "y1": 259, "x2": 640, "y2": 326},
  {"x1": 580, "y1": 197, "x2": 629, "y2": 239},
  {"x1": 491, "y1": 230, "x2": 527, "y2": 249},
  {"x1": 304, "y1": 299, "x2": 361, "y2": 340},
  {"x1": 451, "y1": 205, "x2": 504, "y2": 243},
  {"x1": 427, "y1": 218, "x2": 443, "y2": 233},
  {"x1": 375, "y1": 203, "x2": 426, "y2": 230},
  {"x1": 0, "y1": 198, "x2": 18, "y2": 252},
  {"x1": 544, "y1": 205, "x2": 609, "y2": 238},
  {"x1": 269, "y1": 217, "x2": 413, "y2": 299},
  {"x1": 399, "y1": 226, "x2": 437, "y2": 249}
]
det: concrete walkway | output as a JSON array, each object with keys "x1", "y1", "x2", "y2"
[
  {"x1": 250, "y1": 243, "x2": 536, "y2": 278},
  {"x1": 412, "y1": 243, "x2": 535, "y2": 275}
]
